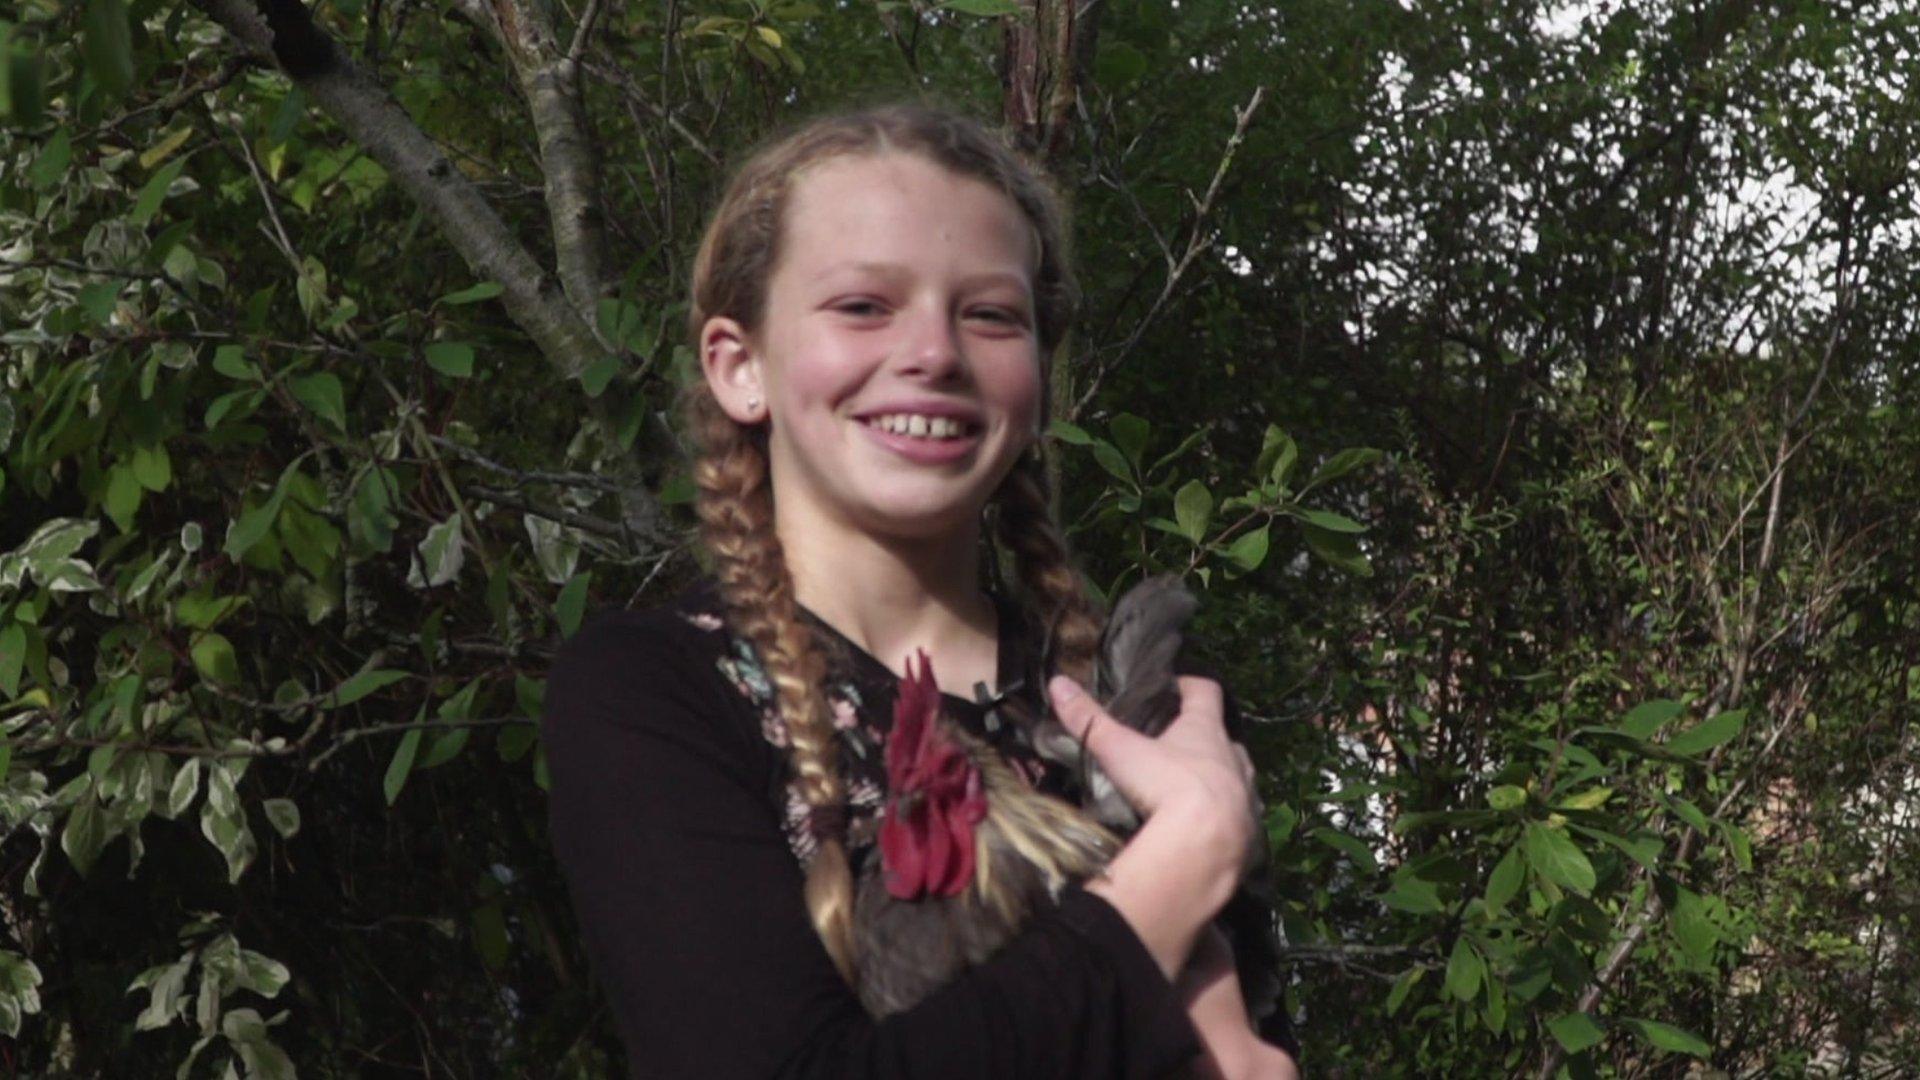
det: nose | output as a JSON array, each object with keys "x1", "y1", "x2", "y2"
[{"x1": 898, "y1": 301, "x2": 967, "y2": 381}]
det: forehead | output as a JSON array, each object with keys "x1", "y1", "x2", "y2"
[{"x1": 776, "y1": 153, "x2": 1035, "y2": 283}]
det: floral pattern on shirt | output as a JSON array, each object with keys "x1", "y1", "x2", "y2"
[{"x1": 676, "y1": 594, "x2": 1058, "y2": 871}]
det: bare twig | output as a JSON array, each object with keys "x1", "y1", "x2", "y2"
[{"x1": 1070, "y1": 86, "x2": 1266, "y2": 421}]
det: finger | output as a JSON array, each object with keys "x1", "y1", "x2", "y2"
[{"x1": 1048, "y1": 675, "x2": 1152, "y2": 761}]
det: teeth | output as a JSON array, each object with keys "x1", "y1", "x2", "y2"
[{"x1": 864, "y1": 413, "x2": 974, "y2": 439}]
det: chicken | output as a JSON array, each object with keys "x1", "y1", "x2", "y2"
[{"x1": 850, "y1": 574, "x2": 1284, "y2": 1037}]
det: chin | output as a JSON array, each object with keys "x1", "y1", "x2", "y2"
[{"x1": 857, "y1": 495, "x2": 985, "y2": 542}]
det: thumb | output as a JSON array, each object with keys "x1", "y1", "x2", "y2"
[{"x1": 1048, "y1": 675, "x2": 1151, "y2": 764}]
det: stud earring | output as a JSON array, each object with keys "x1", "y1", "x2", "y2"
[{"x1": 746, "y1": 396, "x2": 760, "y2": 411}]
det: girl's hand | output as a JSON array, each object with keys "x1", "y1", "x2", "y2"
[{"x1": 1046, "y1": 673, "x2": 1254, "y2": 860}]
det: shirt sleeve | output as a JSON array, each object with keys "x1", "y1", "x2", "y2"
[{"x1": 542, "y1": 609, "x2": 1204, "y2": 1080}]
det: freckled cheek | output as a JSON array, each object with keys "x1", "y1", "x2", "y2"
[{"x1": 775, "y1": 339, "x2": 869, "y2": 419}]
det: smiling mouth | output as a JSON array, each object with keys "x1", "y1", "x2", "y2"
[{"x1": 856, "y1": 414, "x2": 984, "y2": 440}]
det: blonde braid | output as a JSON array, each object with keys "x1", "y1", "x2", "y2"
[
  {"x1": 991, "y1": 447, "x2": 1105, "y2": 690},
  {"x1": 686, "y1": 389, "x2": 860, "y2": 984}
]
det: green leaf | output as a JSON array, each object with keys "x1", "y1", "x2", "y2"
[
  {"x1": 557, "y1": 571, "x2": 591, "y2": 638},
  {"x1": 261, "y1": 798, "x2": 300, "y2": 839},
  {"x1": 1556, "y1": 786, "x2": 1613, "y2": 811},
  {"x1": 1173, "y1": 480, "x2": 1212, "y2": 542},
  {"x1": 1548, "y1": 1012, "x2": 1605, "y2": 1054},
  {"x1": 1309, "y1": 826, "x2": 1377, "y2": 873},
  {"x1": 166, "y1": 757, "x2": 201, "y2": 818},
  {"x1": 78, "y1": 280, "x2": 121, "y2": 324},
  {"x1": 1381, "y1": 874, "x2": 1442, "y2": 914},
  {"x1": 0, "y1": 623, "x2": 24, "y2": 698},
  {"x1": 1048, "y1": 419, "x2": 1093, "y2": 446},
  {"x1": 1109, "y1": 413, "x2": 1150, "y2": 466},
  {"x1": 418, "y1": 726, "x2": 470, "y2": 770},
  {"x1": 413, "y1": 513, "x2": 466, "y2": 587},
  {"x1": 1665, "y1": 709, "x2": 1746, "y2": 757},
  {"x1": 129, "y1": 157, "x2": 187, "y2": 227},
  {"x1": 61, "y1": 795, "x2": 106, "y2": 877},
  {"x1": 1721, "y1": 820, "x2": 1752, "y2": 872},
  {"x1": 1616, "y1": 699, "x2": 1684, "y2": 740},
  {"x1": 190, "y1": 632, "x2": 241, "y2": 685},
  {"x1": 383, "y1": 723, "x2": 423, "y2": 806},
  {"x1": 1256, "y1": 424, "x2": 1297, "y2": 487},
  {"x1": 174, "y1": 592, "x2": 247, "y2": 629},
  {"x1": 1486, "y1": 784, "x2": 1526, "y2": 810},
  {"x1": 425, "y1": 342, "x2": 475, "y2": 378},
  {"x1": 5, "y1": 32, "x2": 49, "y2": 127},
  {"x1": 212, "y1": 344, "x2": 258, "y2": 381},
  {"x1": 289, "y1": 372, "x2": 347, "y2": 431},
  {"x1": 579, "y1": 354, "x2": 620, "y2": 398},
  {"x1": 1301, "y1": 522, "x2": 1371, "y2": 576},
  {"x1": 1091, "y1": 440, "x2": 1133, "y2": 485},
  {"x1": 1295, "y1": 508, "x2": 1365, "y2": 533},
  {"x1": 1622, "y1": 1017, "x2": 1710, "y2": 1057},
  {"x1": 327, "y1": 668, "x2": 407, "y2": 708},
  {"x1": 104, "y1": 463, "x2": 142, "y2": 533},
  {"x1": 137, "y1": 124, "x2": 192, "y2": 171},
  {"x1": 205, "y1": 390, "x2": 259, "y2": 435},
  {"x1": 1485, "y1": 845, "x2": 1524, "y2": 912},
  {"x1": 438, "y1": 281, "x2": 503, "y2": 305},
  {"x1": 83, "y1": 0, "x2": 135, "y2": 97},
  {"x1": 1445, "y1": 938, "x2": 1484, "y2": 1001},
  {"x1": 1669, "y1": 886, "x2": 1718, "y2": 962},
  {"x1": 30, "y1": 129, "x2": 72, "y2": 191},
  {"x1": 349, "y1": 467, "x2": 399, "y2": 554},
  {"x1": 1384, "y1": 966, "x2": 1423, "y2": 1016},
  {"x1": 1571, "y1": 825, "x2": 1664, "y2": 869},
  {"x1": 1223, "y1": 526, "x2": 1270, "y2": 574},
  {"x1": 132, "y1": 445, "x2": 171, "y2": 492},
  {"x1": 224, "y1": 464, "x2": 299, "y2": 560},
  {"x1": 497, "y1": 723, "x2": 537, "y2": 763},
  {"x1": 1523, "y1": 822, "x2": 1596, "y2": 894},
  {"x1": 1306, "y1": 447, "x2": 1383, "y2": 489}
]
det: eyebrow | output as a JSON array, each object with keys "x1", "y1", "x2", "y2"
[{"x1": 822, "y1": 261, "x2": 1030, "y2": 293}]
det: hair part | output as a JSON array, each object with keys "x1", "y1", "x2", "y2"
[{"x1": 680, "y1": 99, "x2": 1104, "y2": 990}]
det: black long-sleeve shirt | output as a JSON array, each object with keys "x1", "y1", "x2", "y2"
[{"x1": 542, "y1": 575, "x2": 1289, "y2": 1078}]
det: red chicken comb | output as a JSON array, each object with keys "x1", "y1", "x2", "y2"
[
  {"x1": 886, "y1": 649, "x2": 942, "y2": 787},
  {"x1": 880, "y1": 649, "x2": 988, "y2": 900}
]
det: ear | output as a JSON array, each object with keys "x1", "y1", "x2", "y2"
[{"x1": 699, "y1": 315, "x2": 766, "y2": 424}]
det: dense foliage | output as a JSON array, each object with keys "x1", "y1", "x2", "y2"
[{"x1": 1, "y1": 0, "x2": 1915, "y2": 1075}]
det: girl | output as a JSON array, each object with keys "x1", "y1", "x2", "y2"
[{"x1": 543, "y1": 100, "x2": 1300, "y2": 1078}]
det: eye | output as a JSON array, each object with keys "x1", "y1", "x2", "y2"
[
  {"x1": 834, "y1": 298, "x2": 888, "y2": 317},
  {"x1": 970, "y1": 307, "x2": 1028, "y2": 327}
]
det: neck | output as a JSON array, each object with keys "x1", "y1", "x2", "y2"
[{"x1": 776, "y1": 498, "x2": 996, "y2": 680}]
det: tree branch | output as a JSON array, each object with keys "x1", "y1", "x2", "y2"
[
  {"x1": 196, "y1": 0, "x2": 604, "y2": 376},
  {"x1": 1070, "y1": 86, "x2": 1266, "y2": 421},
  {"x1": 195, "y1": 0, "x2": 672, "y2": 551},
  {"x1": 487, "y1": 0, "x2": 613, "y2": 313}
]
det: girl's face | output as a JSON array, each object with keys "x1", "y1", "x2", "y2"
[{"x1": 706, "y1": 152, "x2": 1044, "y2": 541}]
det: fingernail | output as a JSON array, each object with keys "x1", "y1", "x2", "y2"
[{"x1": 1048, "y1": 674, "x2": 1082, "y2": 702}]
